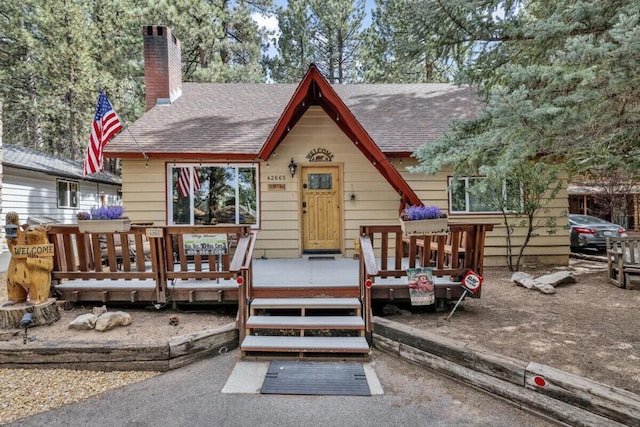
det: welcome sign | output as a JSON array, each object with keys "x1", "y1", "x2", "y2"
[{"x1": 11, "y1": 244, "x2": 55, "y2": 258}]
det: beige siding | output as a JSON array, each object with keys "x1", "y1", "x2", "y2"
[
  {"x1": 255, "y1": 107, "x2": 401, "y2": 258},
  {"x1": 120, "y1": 106, "x2": 570, "y2": 266},
  {"x1": 121, "y1": 160, "x2": 167, "y2": 225},
  {"x1": 397, "y1": 159, "x2": 570, "y2": 267}
]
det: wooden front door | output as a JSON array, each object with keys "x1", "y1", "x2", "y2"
[{"x1": 301, "y1": 166, "x2": 341, "y2": 253}]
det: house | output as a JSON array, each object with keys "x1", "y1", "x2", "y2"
[
  {"x1": 1, "y1": 144, "x2": 122, "y2": 249},
  {"x1": 105, "y1": 25, "x2": 570, "y2": 267}
]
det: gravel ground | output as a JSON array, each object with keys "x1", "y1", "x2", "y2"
[
  {"x1": 0, "y1": 369, "x2": 158, "y2": 425},
  {"x1": 0, "y1": 272, "x2": 160, "y2": 425}
]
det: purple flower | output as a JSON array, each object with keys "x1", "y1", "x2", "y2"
[
  {"x1": 89, "y1": 206, "x2": 125, "y2": 220},
  {"x1": 401, "y1": 205, "x2": 445, "y2": 220}
]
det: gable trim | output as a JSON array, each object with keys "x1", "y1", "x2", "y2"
[{"x1": 258, "y1": 64, "x2": 422, "y2": 208}]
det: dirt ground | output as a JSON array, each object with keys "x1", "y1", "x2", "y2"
[{"x1": 1, "y1": 257, "x2": 639, "y2": 396}]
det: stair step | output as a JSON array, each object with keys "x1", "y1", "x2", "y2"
[
  {"x1": 250, "y1": 285, "x2": 359, "y2": 299},
  {"x1": 246, "y1": 315, "x2": 364, "y2": 329},
  {"x1": 250, "y1": 297, "x2": 361, "y2": 310},
  {"x1": 241, "y1": 335, "x2": 370, "y2": 353}
]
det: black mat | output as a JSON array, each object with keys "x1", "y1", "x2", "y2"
[
  {"x1": 261, "y1": 360, "x2": 371, "y2": 396},
  {"x1": 308, "y1": 256, "x2": 335, "y2": 261}
]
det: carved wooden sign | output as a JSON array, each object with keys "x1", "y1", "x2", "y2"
[
  {"x1": 306, "y1": 147, "x2": 334, "y2": 162},
  {"x1": 11, "y1": 244, "x2": 55, "y2": 258}
]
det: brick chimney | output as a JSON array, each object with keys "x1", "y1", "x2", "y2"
[{"x1": 143, "y1": 25, "x2": 182, "y2": 112}]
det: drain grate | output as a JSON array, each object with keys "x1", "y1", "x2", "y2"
[{"x1": 261, "y1": 360, "x2": 370, "y2": 396}]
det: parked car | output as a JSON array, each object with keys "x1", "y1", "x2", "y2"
[{"x1": 569, "y1": 214, "x2": 627, "y2": 252}]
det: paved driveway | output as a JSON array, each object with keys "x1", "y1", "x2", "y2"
[{"x1": 9, "y1": 350, "x2": 554, "y2": 427}]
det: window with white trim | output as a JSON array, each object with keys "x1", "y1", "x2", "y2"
[
  {"x1": 449, "y1": 177, "x2": 521, "y2": 214},
  {"x1": 57, "y1": 179, "x2": 78, "y2": 208},
  {"x1": 168, "y1": 164, "x2": 258, "y2": 226}
]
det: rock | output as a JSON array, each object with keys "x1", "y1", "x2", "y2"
[
  {"x1": 533, "y1": 283, "x2": 556, "y2": 294},
  {"x1": 512, "y1": 272, "x2": 536, "y2": 289},
  {"x1": 95, "y1": 311, "x2": 132, "y2": 332},
  {"x1": 534, "y1": 271, "x2": 576, "y2": 287},
  {"x1": 92, "y1": 305, "x2": 108, "y2": 316},
  {"x1": 69, "y1": 313, "x2": 98, "y2": 330}
]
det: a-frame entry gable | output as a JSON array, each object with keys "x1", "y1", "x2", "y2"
[{"x1": 258, "y1": 65, "x2": 422, "y2": 209}]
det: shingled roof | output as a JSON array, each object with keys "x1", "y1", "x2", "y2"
[
  {"x1": 104, "y1": 79, "x2": 480, "y2": 160},
  {"x1": 3, "y1": 144, "x2": 121, "y2": 185}
]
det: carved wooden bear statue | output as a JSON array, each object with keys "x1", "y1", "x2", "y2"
[{"x1": 5, "y1": 212, "x2": 53, "y2": 304}]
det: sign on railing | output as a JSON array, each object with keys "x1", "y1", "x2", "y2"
[{"x1": 183, "y1": 234, "x2": 228, "y2": 256}]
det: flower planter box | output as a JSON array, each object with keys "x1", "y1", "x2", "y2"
[
  {"x1": 78, "y1": 219, "x2": 131, "y2": 233},
  {"x1": 399, "y1": 217, "x2": 449, "y2": 236}
]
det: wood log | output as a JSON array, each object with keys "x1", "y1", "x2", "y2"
[
  {"x1": 0, "y1": 341, "x2": 169, "y2": 363},
  {"x1": 382, "y1": 340, "x2": 627, "y2": 427},
  {"x1": 526, "y1": 361, "x2": 640, "y2": 426},
  {"x1": 0, "y1": 298, "x2": 60, "y2": 329}
]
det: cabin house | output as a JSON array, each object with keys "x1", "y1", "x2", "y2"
[
  {"x1": 105, "y1": 25, "x2": 570, "y2": 267},
  {"x1": 1, "y1": 144, "x2": 122, "y2": 249}
]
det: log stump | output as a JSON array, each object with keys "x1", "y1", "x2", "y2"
[{"x1": 0, "y1": 298, "x2": 60, "y2": 329}]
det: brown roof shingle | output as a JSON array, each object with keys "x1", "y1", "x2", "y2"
[{"x1": 105, "y1": 82, "x2": 480, "y2": 158}]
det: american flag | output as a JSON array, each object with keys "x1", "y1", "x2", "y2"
[
  {"x1": 178, "y1": 167, "x2": 201, "y2": 197},
  {"x1": 83, "y1": 91, "x2": 123, "y2": 176}
]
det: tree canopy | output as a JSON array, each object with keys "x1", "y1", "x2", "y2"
[
  {"x1": 407, "y1": 0, "x2": 640, "y2": 178},
  {"x1": 0, "y1": 0, "x2": 270, "y2": 161},
  {"x1": 1, "y1": 0, "x2": 638, "y2": 181}
]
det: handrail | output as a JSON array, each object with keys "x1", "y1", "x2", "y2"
[
  {"x1": 230, "y1": 231, "x2": 258, "y2": 342},
  {"x1": 359, "y1": 234, "x2": 378, "y2": 342}
]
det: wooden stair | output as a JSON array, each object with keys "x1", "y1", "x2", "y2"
[{"x1": 240, "y1": 296, "x2": 370, "y2": 359}]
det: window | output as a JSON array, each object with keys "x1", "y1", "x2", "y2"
[
  {"x1": 449, "y1": 177, "x2": 521, "y2": 214},
  {"x1": 57, "y1": 180, "x2": 78, "y2": 208},
  {"x1": 308, "y1": 173, "x2": 332, "y2": 190},
  {"x1": 168, "y1": 164, "x2": 258, "y2": 226}
]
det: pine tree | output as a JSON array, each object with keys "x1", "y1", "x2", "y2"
[
  {"x1": 271, "y1": 0, "x2": 365, "y2": 83},
  {"x1": 309, "y1": 0, "x2": 365, "y2": 83},
  {"x1": 409, "y1": 0, "x2": 640, "y2": 176},
  {"x1": 146, "y1": 0, "x2": 269, "y2": 83},
  {"x1": 271, "y1": 0, "x2": 315, "y2": 83},
  {"x1": 360, "y1": 0, "x2": 449, "y2": 83}
]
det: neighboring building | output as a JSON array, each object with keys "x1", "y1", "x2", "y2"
[
  {"x1": 1, "y1": 144, "x2": 122, "y2": 246},
  {"x1": 568, "y1": 183, "x2": 639, "y2": 230},
  {"x1": 105, "y1": 25, "x2": 570, "y2": 266}
]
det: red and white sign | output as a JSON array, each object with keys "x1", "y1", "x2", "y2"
[{"x1": 462, "y1": 270, "x2": 483, "y2": 294}]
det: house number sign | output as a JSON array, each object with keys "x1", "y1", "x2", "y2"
[{"x1": 306, "y1": 147, "x2": 334, "y2": 162}]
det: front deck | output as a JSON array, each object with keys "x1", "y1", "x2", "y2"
[{"x1": 46, "y1": 223, "x2": 493, "y2": 358}]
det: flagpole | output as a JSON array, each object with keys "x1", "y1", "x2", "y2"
[{"x1": 121, "y1": 123, "x2": 149, "y2": 166}]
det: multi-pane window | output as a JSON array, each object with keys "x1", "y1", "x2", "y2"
[
  {"x1": 449, "y1": 177, "x2": 521, "y2": 214},
  {"x1": 57, "y1": 180, "x2": 78, "y2": 208},
  {"x1": 169, "y1": 164, "x2": 258, "y2": 226}
]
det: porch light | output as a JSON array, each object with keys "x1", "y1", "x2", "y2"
[{"x1": 288, "y1": 158, "x2": 298, "y2": 178}]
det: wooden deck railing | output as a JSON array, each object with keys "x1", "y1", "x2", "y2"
[
  {"x1": 48, "y1": 225, "x2": 257, "y2": 309},
  {"x1": 358, "y1": 223, "x2": 494, "y2": 341}
]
